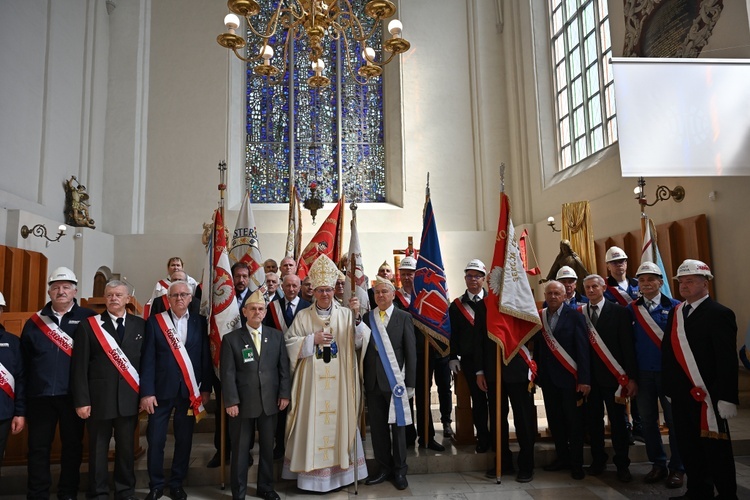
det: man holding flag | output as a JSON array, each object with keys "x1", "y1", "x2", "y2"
[
  {"x1": 482, "y1": 188, "x2": 542, "y2": 482},
  {"x1": 409, "y1": 189, "x2": 451, "y2": 453},
  {"x1": 201, "y1": 209, "x2": 242, "y2": 469}
]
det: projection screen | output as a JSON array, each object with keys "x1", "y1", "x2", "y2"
[{"x1": 611, "y1": 58, "x2": 750, "y2": 177}]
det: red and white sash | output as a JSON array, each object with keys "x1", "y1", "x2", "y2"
[
  {"x1": 395, "y1": 290, "x2": 410, "y2": 309},
  {"x1": 670, "y1": 303, "x2": 723, "y2": 439},
  {"x1": 0, "y1": 362, "x2": 15, "y2": 399},
  {"x1": 453, "y1": 298, "x2": 475, "y2": 326},
  {"x1": 143, "y1": 280, "x2": 170, "y2": 319},
  {"x1": 580, "y1": 304, "x2": 630, "y2": 403},
  {"x1": 268, "y1": 301, "x2": 287, "y2": 333},
  {"x1": 517, "y1": 345, "x2": 537, "y2": 392},
  {"x1": 540, "y1": 309, "x2": 578, "y2": 381},
  {"x1": 154, "y1": 312, "x2": 207, "y2": 421},
  {"x1": 87, "y1": 316, "x2": 140, "y2": 395},
  {"x1": 633, "y1": 302, "x2": 664, "y2": 348},
  {"x1": 607, "y1": 285, "x2": 633, "y2": 306},
  {"x1": 30, "y1": 312, "x2": 74, "y2": 356}
]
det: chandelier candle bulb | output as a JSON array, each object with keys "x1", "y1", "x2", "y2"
[
  {"x1": 362, "y1": 47, "x2": 376, "y2": 63},
  {"x1": 224, "y1": 13, "x2": 240, "y2": 31},
  {"x1": 388, "y1": 19, "x2": 402, "y2": 36}
]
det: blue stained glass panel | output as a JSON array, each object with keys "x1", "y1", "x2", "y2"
[{"x1": 245, "y1": 0, "x2": 386, "y2": 203}]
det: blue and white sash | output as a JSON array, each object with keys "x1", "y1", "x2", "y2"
[{"x1": 368, "y1": 310, "x2": 412, "y2": 426}]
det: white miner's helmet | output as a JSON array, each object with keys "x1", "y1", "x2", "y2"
[
  {"x1": 556, "y1": 266, "x2": 578, "y2": 280},
  {"x1": 605, "y1": 246, "x2": 628, "y2": 262},
  {"x1": 464, "y1": 259, "x2": 486, "y2": 275},
  {"x1": 674, "y1": 259, "x2": 713, "y2": 280},
  {"x1": 399, "y1": 257, "x2": 417, "y2": 270},
  {"x1": 48, "y1": 267, "x2": 78, "y2": 284},
  {"x1": 635, "y1": 261, "x2": 662, "y2": 277}
]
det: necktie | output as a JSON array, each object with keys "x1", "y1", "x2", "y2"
[
  {"x1": 284, "y1": 301, "x2": 294, "y2": 326},
  {"x1": 683, "y1": 303, "x2": 692, "y2": 320},
  {"x1": 645, "y1": 300, "x2": 654, "y2": 312},
  {"x1": 379, "y1": 310, "x2": 387, "y2": 324},
  {"x1": 116, "y1": 317, "x2": 125, "y2": 342},
  {"x1": 252, "y1": 329, "x2": 261, "y2": 355},
  {"x1": 590, "y1": 305, "x2": 599, "y2": 326}
]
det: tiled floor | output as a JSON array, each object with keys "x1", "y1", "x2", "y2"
[{"x1": 2, "y1": 408, "x2": 749, "y2": 499}]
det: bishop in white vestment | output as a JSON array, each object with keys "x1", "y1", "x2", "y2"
[{"x1": 282, "y1": 255, "x2": 368, "y2": 492}]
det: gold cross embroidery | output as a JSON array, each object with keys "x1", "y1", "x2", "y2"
[
  {"x1": 318, "y1": 436, "x2": 334, "y2": 461},
  {"x1": 319, "y1": 366, "x2": 336, "y2": 390},
  {"x1": 319, "y1": 400, "x2": 336, "y2": 425}
]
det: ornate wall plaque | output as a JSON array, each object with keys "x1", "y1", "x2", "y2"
[{"x1": 623, "y1": 0, "x2": 723, "y2": 57}]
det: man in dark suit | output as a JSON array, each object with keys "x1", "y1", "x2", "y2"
[
  {"x1": 581, "y1": 274, "x2": 637, "y2": 483},
  {"x1": 207, "y1": 261, "x2": 253, "y2": 469},
  {"x1": 536, "y1": 281, "x2": 590, "y2": 480},
  {"x1": 448, "y1": 259, "x2": 490, "y2": 453},
  {"x1": 140, "y1": 280, "x2": 212, "y2": 500},
  {"x1": 221, "y1": 289, "x2": 291, "y2": 500},
  {"x1": 263, "y1": 273, "x2": 310, "y2": 459},
  {"x1": 362, "y1": 277, "x2": 416, "y2": 490},
  {"x1": 0, "y1": 291, "x2": 25, "y2": 468},
  {"x1": 71, "y1": 280, "x2": 145, "y2": 500},
  {"x1": 662, "y1": 259, "x2": 738, "y2": 499}
]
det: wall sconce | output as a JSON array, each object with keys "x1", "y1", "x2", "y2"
[
  {"x1": 547, "y1": 216, "x2": 561, "y2": 233},
  {"x1": 634, "y1": 176, "x2": 685, "y2": 207},
  {"x1": 21, "y1": 224, "x2": 67, "y2": 244}
]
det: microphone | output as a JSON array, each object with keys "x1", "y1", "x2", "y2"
[{"x1": 323, "y1": 326, "x2": 331, "y2": 363}]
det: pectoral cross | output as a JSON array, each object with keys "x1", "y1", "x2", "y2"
[
  {"x1": 318, "y1": 436, "x2": 334, "y2": 461},
  {"x1": 319, "y1": 400, "x2": 336, "y2": 425},
  {"x1": 319, "y1": 366, "x2": 336, "y2": 390}
]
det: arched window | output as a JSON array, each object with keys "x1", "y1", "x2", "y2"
[
  {"x1": 549, "y1": 0, "x2": 617, "y2": 170},
  {"x1": 245, "y1": 0, "x2": 386, "y2": 204}
]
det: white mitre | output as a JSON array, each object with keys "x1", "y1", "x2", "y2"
[{"x1": 308, "y1": 254, "x2": 339, "y2": 289}]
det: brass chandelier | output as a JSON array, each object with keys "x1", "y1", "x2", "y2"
[{"x1": 217, "y1": 0, "x2": 410, "y2": 88}]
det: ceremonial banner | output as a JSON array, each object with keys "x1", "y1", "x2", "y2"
[
  {"x1": 297, "y1": 198, "x2": 345, "y2": 280},
  {"x1": 518, "y1": 228, "x2": 541, "y2": 275},
  {"x1": 485, "y1": 192, "x2": 542, "y2": 365},
  {"x1": 640, "y1": 216, "x2": 672, "y2": 298},
  {"x1": 285, "y1": 186, "x2": 302, "y2": 260},
  {"x1": 409, "y1": 195, "x2": 450, "y2": 356},
  {"x1": 343, "y1": 214, "x2": 370, "y2": 312},
  {"x1": 230, "y1": 191, "x2": 266, "y2": 293},
  {"x1": 201, "y1": 210, "x2": 242, "y2": 373}
]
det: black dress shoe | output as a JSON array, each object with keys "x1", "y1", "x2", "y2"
[
  {"x1": 442, "y1": 423, "x2": 454, "y2": 438},
  {"x1": 257, "y1": 490, "x2": 280, "y2": 500},
  {"x1": 365, "y1": 470, "x2": 390, "y2": 485},
  {"x1": 393, "y1": 474, "x2": 408, "y2": 490},
  {"x1": 516, "y1": 470, "x2": 534, "y2": 483},
  {"x1": 475, "y1": 442, "x2": 490, "y2": 453},
  {"x1": 543, "y1": 459, "x2": 570, "y2": 472},
  {"x1": 273, "y1": 447, "x2": 285, "y2": 460},
  {"x1": 169, "y1": 486, "x2": 187, "y2": 500},
  {"x1": 571, "y1": 468, "x2": 585, "y2": 480},
  {"x1": 145, "y1": 488, "x2": 163, "y2": 500},
  {"x1": 206, "y1": 451, "x2": 229, "y2": 468},
  {"x1": 586, "y1": 462, "x2": 606, "y2": 476},
  {"x1": 421, "y1": 439, "x2": 445, "y2": 452},
  {"x1": 616, "y1": 467, "x2": 632, "y2": 483}
]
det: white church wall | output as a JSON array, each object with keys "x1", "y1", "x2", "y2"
[
  {"x1": 519, "y1": 1, "x2": 750, "y2": 340},
  {"x1": 0, "y1": 0, "x2": 110, "y2": 291}
]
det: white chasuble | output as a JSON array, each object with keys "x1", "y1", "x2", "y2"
[{"x1": 282, "y1": 302, "x2": 367, "y2": 492}]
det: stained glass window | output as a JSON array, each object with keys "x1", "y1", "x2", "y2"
[
  {"x1": 245, "y1": 0, "x2": 386, "y2": 203},
  {"x1": 549, "y1": 0, "x2": 617, "y2": 170}
]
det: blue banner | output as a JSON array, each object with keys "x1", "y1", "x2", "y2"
[{"x1": 409, "y1": 197, "x2": 451, "y2": 354}]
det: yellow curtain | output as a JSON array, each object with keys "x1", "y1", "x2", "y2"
[{"x1": 561, "y1": 201, "x2": 596, "y2": 272}]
